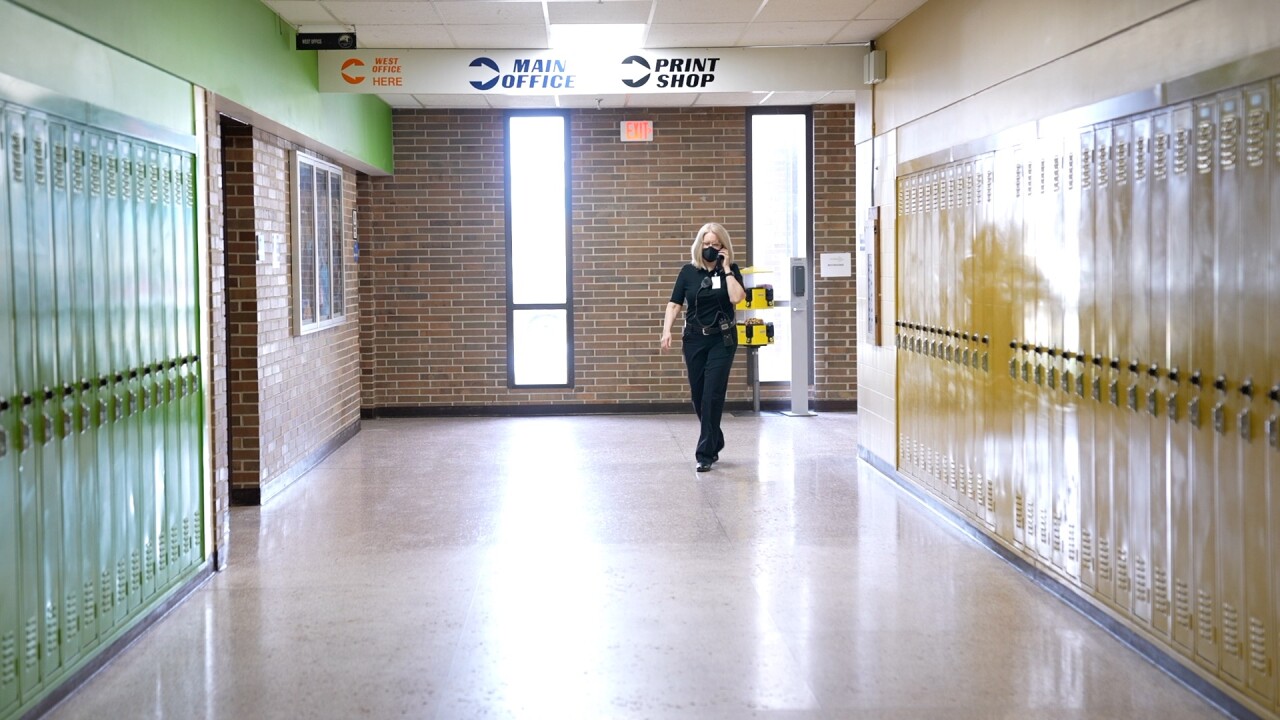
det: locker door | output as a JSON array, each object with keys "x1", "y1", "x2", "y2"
[
  {"x1": 137, "y1": 144, "x2": 157, "y2": 604},
  {"x1": 1239, "y1": 83, "x2": 1275, "y2": 704},
  {"x1": 1189, "y1": 98, "x2": 1220, "y2": 672},
  {"x1": 102, "y1": 135, "x2": 128, "y2": 631},
  {"x1": 1010, "y1": 146, "x2": 1031, "y2": 551},
  {"x1": 1129, "y1": 115, "x2": 1154, "y2": 626},
  {"x1": 25, "y1": 112, "x2": 68, "y2": 685},
  {"x1": 177, "y1": 153, "x2": 199, "y2": 573},
  {"x1": 1109, "y1": 119, "x2": 1134, "y2": 616},
  {"x1": 1029, "y1": 147, "x2": 1052, "y2": 564},
  {"x1": 977, "y1": 155, "x2": 998, "y2": 530},
  {"x1": 1078, "y1": 128, "x2": 1098, "y2": 592},
  {"x1": 1092, "y1": 123, "x2": 1116, "y2": 603},
  {"x1": 1149, "y1": 109, "x2": 1174, "y2": 639},
  {"x1": 0, "y1": 100, "x2": 19, "y2": 715},
  {"x1": 1061, "y1": 137, "x2": 1084, "y2": 583},
  {"x1": 49, "y1": 118, "x2": 84, "y2": 671},
  {"x1": 68, "y1": 124, "x2": 99, "y2": 650},
  {"x1": 1213, "y1": 91, "x2": 1247, "y2": 686},
  {"x1": 1266, "y1": 76, "x2": 1280, "y2": 714},
  {"x1": 1044, "y1": 142, "x2": 1067, "y2": 571},
  {"x1": 1167, "y1": 104, "x2": 1196, "y2": 655},
  {"x1": 115, "y1": 136, "x2": 141, "y2": 621}
]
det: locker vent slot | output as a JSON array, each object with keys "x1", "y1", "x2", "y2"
[
  {"x1": 1135, "y1": 556, "x2": 1149, "y2": 602},
  {"x1": 1154, "y1": 566, "x2": 1170, "y2": 613},
  {"x1": 53, "y1": 143, "x2": 66, "y2": 189},
  {"x1": 22, "y1": 618, "x2": 37, "y2": 670},
  {"x1": 1015, "y1": 493, "x2": 1025, "y2": 530},
  {"x1": 1067, "y1": 524, "x2": 1078, "y2": 562},
  {"x1": 100, "y1": 571, "x2": 113, "y2": 613},
  {"x1": 33, "y1": 137, "x2": 46, "y2": 185},
  {"x1": 1115, "y1": 141, "x2": 1129, "y2": 185},
  {"x1": 1175, "y1": 582, "x2": 1193, "y2": 628},
  {"x1": 1098, "y1": 538, "x2": 1112, "y2": 580},
  {"x1": 116, "y1": 559, "x2": 127, "y2": 603},
  {"x1": 1081, "y1": 530, "x2": 1094, "y2": 570},
  {"x1": 43, "y1": 604, "x2": 57, "y2": 658},
  {"x1": 1222, "y1": 603, "x2": 1241, "y2": 657},
  {"x1": 64, "y1": 592, "x2": 79, "y2": 638},
  {"x1": 1154, "y1": 133, "x2": 1169, "y2": 179},
  {"x1": 1175, "y1": 128, "x2": 1191, "y2": 174},
  {"x1": 1197, "y1": 590, "x2": 1215, "y2": 641},
  {"x1": 1117, "y1": 549, "x2": 1131, "y2": 592},
  {"x1": 1246, "y1": 107, "x2": 1267, "y2": 166},
  {"x1": 83, "y1": 581, "x2": 96, "y2": 626},
  {"x1": 1247, "y1": 617, "x2": 1269, "y2": 674},
  {"x1": 1195, "y1": 119, "x2": 1214, "y2": 174},
  {"x1": 7, "y1": 132, "x2": 21, "y2": 182},
  {"x1": 0, "y1": 632, "x2": 14, "y2": 686},
  {"x1": 143, "y1": 539, "x2": 154, "y2": 583},
  {"x1": 985, "y1": 480, "x2": 995, "y2": 513},
  {"x1": 1219, "y1": 113, "x2": 1238, "y2": 169}
]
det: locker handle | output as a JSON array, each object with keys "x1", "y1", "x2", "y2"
[
  {"x1": 1267, "y1": 415, "x2": 1279, "y2": 449},
  {"x1": 981, "y1": 335, "x2": 989, "y2": 345},
  {"x1": 1239, "y1": 379, "x2": 1252, "y2": 397},
  {"x1": 1148, "y1": 364, "x2": 1159, "y2": 378},
  {"x1": 80, "y1": 379, "x2": 91, "y2": 391},
  {"x1": 1092, "y1": 355, "x2": 1102, "y2": 366},
  {"x1": 1214, "y1": 375, "x2": 1227, "y2": 392},
  {"x1": 1237, "y1": 409, "x2": 1251, "y2": 441},
  {"x1": 43, "y1": 387, "x2": 53, "y2": 400},
  {"x1": 1190, "y1": 370, "x2": 1202, "y2": 387},
  {"x1": 1128, "y1": 360, "x2": 1139, "y2": 373},
  {"x1": 1063, "y1": 351, "x2": 1076, "y2": 360},
  {"x1": 1167, "y1": 392, "x2": 1179, "y2": 422},
  {"x1": 1270, "y1": 385, "x2": 1280, "y2": 402},
  {"x1": 1168, "y1": 367, "x2": 1180, "y2": 383},
  {"x1": 63, "y1": 383, "x2": 73, "y2": 397},
  {"x1": 1110, "y1": 358, "x2": 1120, "y2": 370},
  {"x1": 1212, "y1": 403, "x2": 1227, "y2": 435}
]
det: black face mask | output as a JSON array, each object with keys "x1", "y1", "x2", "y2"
[{"x1": 701, "y1": 247, "x2": 721, "y2": 263}]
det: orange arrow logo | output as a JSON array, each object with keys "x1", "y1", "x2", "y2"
[{"x1": 341, "y1": 58, "x2": 366, "y2": 84}]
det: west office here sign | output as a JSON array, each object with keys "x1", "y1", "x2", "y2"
[{"x1": 318, "y1": 46, "x2": 865, "y2": 95}]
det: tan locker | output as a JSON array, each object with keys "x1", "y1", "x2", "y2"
[
  {"x1": 1109, "y1": 118, "x2": 1134, "y2": 617},
  {"x1": 1044, "y1": 140, "x2": 1068, "y2": 572},
  {"x1": 1078, "y1": 128, "x2": 1099, "y2": 591},
  {"x1": 1092, "y1": 123, "x2": 1116, "y2": 603},
  {"x1": 1129, "y1": 115, "x2": 1154, "y2": 626},
  {"x1": 1213, "y1": 91, "x2": 1247, "y2": 686},
  {"x1": 1008, "y1": 145, "x2": 1031, "y2": 551},
  {"x1": 1028, "y1": 144, "x2": 1053, "y2": 565},
  {"x1": 1061, "y1": 137, "x2": 1084, "y2": 583},
  {"x1": 1167, "y1": 104, "x2": 1197, "y2": 655},
  {"x1": 991, "y1": 148, "x2": 1018, "y2": 546},
  {"x1": 1239, "y1": 83, "x2": 1275, "y2": 704},
  {"x1": 976, "y1": 155, "x2": 997, "y2": 530},
  {"x1": 1189, "y1": 98, "x2": 1220, "y2": 672},
  {"x1": 1148, "y1": 109, "x2": 1174, "y2": 639},
  {"x1": 1265, "y1": 76, "x2": 1280, "y2": 715}
]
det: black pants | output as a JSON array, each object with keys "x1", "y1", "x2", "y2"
[{"x1": 682, "y1": 330, "x2": 737, "y2": 463}]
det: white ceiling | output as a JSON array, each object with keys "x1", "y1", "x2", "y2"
[{"x1": 262, "y1": 0, "x2": 928, "y2": 109}]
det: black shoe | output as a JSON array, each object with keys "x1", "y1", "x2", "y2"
[
  {"x1": 696, "y1": 462, "x2": 713, "y2": 472},
  {"x1": 711, "y1": 454, "x2": 719, "y2": 463}
]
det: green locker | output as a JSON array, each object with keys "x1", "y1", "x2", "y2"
[
  {"x1": 102, "y1": 135, "x2": 128, "y2": 631},
  {"x1": 0, "y1": 101, "x2": 19, "y2": 715},
  {"x1": 69, "y1": 126, "x2": 100, "y2": 653},
  {"x1": 137, "y1": 143, "x2": 156, "y2": 605}
]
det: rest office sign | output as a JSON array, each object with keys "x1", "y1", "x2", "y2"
[{"x1": 318, "y1": 46, "x2": 864, "y2": 95}]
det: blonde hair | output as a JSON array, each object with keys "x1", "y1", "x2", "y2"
[{"x1": 690, "y1": 222, "x2": 734, "y2": 269}]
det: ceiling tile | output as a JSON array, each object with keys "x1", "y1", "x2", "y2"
[
  {"x1": 652, "y1": 0, "x2": 761, "y2": 24},
  {"x1": 548, "y1": 1, "x2": 652, "y2": 24},
  {"x1": 379, "y1": 94, "x2": 423, "y2": 108},
  {"x1": 411, "y1": 93, "x2": 493, "y2": 107},
  {"x1": 829, "y1": 18, "x2": 896, "y2": 43},
  {"x1": 760, "y1": 90, "x2": 830, "y2": 105},
  {"x1": 737, "y1": 21, "x2": 846, "y2": 46},
  {"x1": 447, "y1": 23, "x2": 548, "y2": 47},
  {"x1": 625, "y1": 92, "x2": 700, "y2": 107},
  {"x1": 264, "y1": 0, "x2": 339, "y2": 25},
  {"x1": 859, "y1": 0, "x2": 929, "y2": 21},
  {"x1": 322, "y1": 1, "x2": 442, "y2": 24},
  {"x1": 355, "y1": 24, "x2": 455, "y2": 47},
  {"x1": 755, "y1": 0, "x2": 875, "y2": 23},
  {"x1": 693, "y1": 91, "x2": 767, "y2": 106},
  {"x1": 644, "y1": 23, "x2": 746, "y2": 48},
  {"x1": 431, "y1": 0, "x2": 545, "y2": 24},
  {"x1": 491, "y1": 94, "x2": 561, "y2": 107},
  {"x1": 554, "y1": 95, "x2": 627, "y2": 109}
]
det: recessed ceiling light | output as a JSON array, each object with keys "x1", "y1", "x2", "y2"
[{"x1": 548, "y1": 24, "x2": 644, "y2": 50}]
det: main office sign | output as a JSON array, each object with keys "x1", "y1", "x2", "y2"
[{"x1": 318, "y1": 46, "x2": 864, "y2": 95}]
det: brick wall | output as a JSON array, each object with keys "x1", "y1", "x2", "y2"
[
  {"x1": 363, "y1": 106, "x2": 856, "y2": 412},
  {"x1": 204, "y1": 95, "x2": 229, "y2": 568},
  {"x1": 220, "y1": 122, "x2": 362, "y2": 503}
]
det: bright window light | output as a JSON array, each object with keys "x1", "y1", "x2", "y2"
[{"x1": 548, "y1": 24, "x2": 644, "y2": 50}]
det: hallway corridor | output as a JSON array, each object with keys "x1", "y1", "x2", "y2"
[{"x1": 46, "y1": 413, "x2": 1220, "y2": 719}]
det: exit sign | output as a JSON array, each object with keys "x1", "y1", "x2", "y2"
[{"x1": 621, "y1": 120, "x2": 653, "y2": 142}]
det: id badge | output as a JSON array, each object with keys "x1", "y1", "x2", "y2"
[{"x1": 711, "y1": 275, "x2": 721, "y2": 290}]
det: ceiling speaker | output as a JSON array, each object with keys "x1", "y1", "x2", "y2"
[{"x1": 864, "y1": 49, "x2": 886, "y2": 85}]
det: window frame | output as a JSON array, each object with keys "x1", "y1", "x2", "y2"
[
  {"x1": 504, "y1": 110, "x2": 574, "y2": 389},
  {"x1": 290, "y1": 150, "x2": 346, "y2": 335}
]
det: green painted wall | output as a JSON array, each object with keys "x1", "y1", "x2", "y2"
[
  {"x1": 6, "y1": 0, "x2": 393, "y2": 172},
  {"x1": 0, "y1": 1, "x2": 194, "y2": 134}
]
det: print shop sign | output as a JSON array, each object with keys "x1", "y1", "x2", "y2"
[{"x1": 317, "y1": 47, "x2": 864, "y2": 96}]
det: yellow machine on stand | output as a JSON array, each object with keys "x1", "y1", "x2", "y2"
[{"x1": 735, "y1": 268, "x2": 774, "y2": 414}]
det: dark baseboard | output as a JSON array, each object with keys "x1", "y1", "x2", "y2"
[
  {"x1": 22, "y1": 566, "x2": 213, "y2": 720},
  {"x1": 231, "y1": 418, "x2": 361, "y2": 506},
  {"x1": 362, "y1": 399, "x2": 856, "y2": 418},
  {"x1": 857, "y1": 446, "x2": 1263, "y2": 720}
]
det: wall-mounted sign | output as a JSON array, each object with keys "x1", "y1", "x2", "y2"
[
  {"x1": 297, "y1": 32, "x2": 356, "y2": 51},
  {"x1": 318, "y1": 46, "x2": 866, "y2": 95},
  {"x1": 621, "y1": 120, "x2": 653, "y2": 142}
]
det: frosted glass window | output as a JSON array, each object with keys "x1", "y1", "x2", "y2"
[{"x1": 507, "y1": 113, "x2": 573, "y2": 387}]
